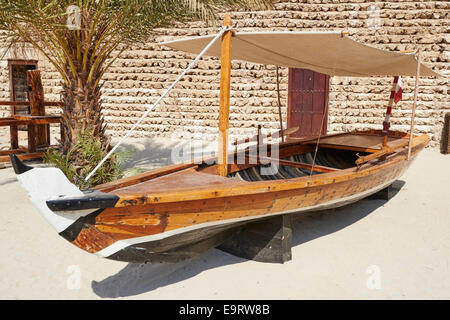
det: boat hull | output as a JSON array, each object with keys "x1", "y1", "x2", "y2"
[
  {"x1": 12, "y1": 130, "x2": 428, "y2": 263},
  {"x1": 100, "y1": 175, "x2": 398, "y2": 263},
  {"x1": 62, "y1": 139, "x2": 424, "y2": 263}
]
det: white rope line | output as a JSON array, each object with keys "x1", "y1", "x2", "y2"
[{"x1": 85, "y1": 26, "x2": 232, "y2": 182}]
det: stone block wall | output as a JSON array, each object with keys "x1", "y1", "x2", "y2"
[{"x1": 0, "y1": 0, "x2": 448, "y2": 147}]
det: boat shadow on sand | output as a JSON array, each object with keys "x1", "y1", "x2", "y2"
[{"x1": 91, "y1": 180, "x2": 405, "y2": 298}]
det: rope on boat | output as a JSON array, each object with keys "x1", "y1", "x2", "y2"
[
  {"x1": 309, "y1": 106, "x2": 328, "y2": 177},
  {"x1": 85, "y1": 26, "x2": 232, "y2": 182},
  {"x1": 407, "y1": 50, "x2": 421, "y2": 160}
]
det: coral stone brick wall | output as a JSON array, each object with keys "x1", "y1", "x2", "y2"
[
  {"x1": 0, "y1": 0, "x2": 448, "y2": 147},
  {"x1": 101, "y1": 0, "x2": 449, "y2": 147}
]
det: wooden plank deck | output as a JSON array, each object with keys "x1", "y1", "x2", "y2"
[{"x1": 112, "y1": 167, "x2": 242, "y2": 196}]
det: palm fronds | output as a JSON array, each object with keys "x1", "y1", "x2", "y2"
[
  {"x1": 1, "y1": 0, "x2": 274, "y2": 185},
  {"x1": 0, "y1": 0, "x2": 273, "y2": 85}
]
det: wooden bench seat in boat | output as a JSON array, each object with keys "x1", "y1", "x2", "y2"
[
  {"x1": 246, "y1": 155, "x2": 338, "y2": 173},
  {"x1": 314, "y1": 132, "x2": 409, "y2": 153}
]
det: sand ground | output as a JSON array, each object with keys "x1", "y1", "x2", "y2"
[{"x1": 0, "y1": 136, "x2": 449, "y2": 299}]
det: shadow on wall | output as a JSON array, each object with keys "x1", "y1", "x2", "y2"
[
  {"x1": 91, "y1": 180, "x2": 405, "y2": 298},
  {"x1": 116, "y1": 137, "x2": 217, "y2": 172},
  {"x1": 116, "y1": 139, "x2": 178, "y2": 171}
]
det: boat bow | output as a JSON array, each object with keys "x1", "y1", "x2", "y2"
[{"x1": 10, "y1": 154, "x2": 118, "y2": 233}]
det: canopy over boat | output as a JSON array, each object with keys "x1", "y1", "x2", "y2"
[{"x1": 161, "y1": 31, "x2": 440, "y2": 77}]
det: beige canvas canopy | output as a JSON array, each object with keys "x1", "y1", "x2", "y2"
[{"x1": 161, "y1": 31, "x2": 440, "y2": 77}]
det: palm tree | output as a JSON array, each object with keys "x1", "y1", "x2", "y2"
[{"x1": 0, "y1": 0, "x2": 273, "y2": 154}]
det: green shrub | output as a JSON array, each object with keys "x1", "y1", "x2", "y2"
[{"x1": 44, "y1": 132, "x2": 133, "y2": 189}]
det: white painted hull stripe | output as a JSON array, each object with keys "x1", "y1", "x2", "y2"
[{"x1": 17, "y1": 168, "x2": 98, "y2": 233}]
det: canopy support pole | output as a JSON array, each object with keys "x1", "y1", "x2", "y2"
[
  {"x1": 407, "y1": 51, "x2": 421, "y2": 160},
  {"x1": 217, "y1": 15, "x2": 233, "y2": 177},
  {"x1": 276, "y1": 66, "x2": 285, "y2": 143}
]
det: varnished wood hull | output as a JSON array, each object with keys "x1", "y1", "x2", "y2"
[
  {"x1": 89, "y1": 173, "x2": 398, "y2": 263},
  {"x1": 13, "y1": 130, "x2": 429, "y2": 263},
  {"x1": 49, "y1": 131, "x2": 428, "y2": 263}
]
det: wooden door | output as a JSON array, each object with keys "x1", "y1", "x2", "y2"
[
  {"x1": 8, "y1": 60, "x2": 37, "y2": 118},
  {"x1": 287, "y1": 68, "x2": 330, "y2": 138},
  {"x1": 8, "y1": 60, "x2": 38, "y2": 149}
]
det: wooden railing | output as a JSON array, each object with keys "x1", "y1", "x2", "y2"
[{"x1": 0, "y1": 101, "x2": 63, "y2": 106}]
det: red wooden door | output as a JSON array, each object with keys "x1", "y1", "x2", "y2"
[{"x1": 287, "y1": 68, "x2": 330, "y2": 138}]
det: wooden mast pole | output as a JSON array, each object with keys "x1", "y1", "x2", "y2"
[
  {"x1": 217, "y1": 14, "x2": 233, "y2": 176},
  {"x1": 407, "y1": 50, "x2": 421, "y2": 160}
]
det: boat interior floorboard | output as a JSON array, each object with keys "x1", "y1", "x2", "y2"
[
  {"x1": 112, "y1": 168, "x2": 242, "y2": 195},
  {"x1": 228, "y1": 147, "x2": 361, "y2": 182}
]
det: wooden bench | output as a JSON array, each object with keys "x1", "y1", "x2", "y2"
[{"x1": 245, "y1": 154, "x2": 338, "y2": 173}]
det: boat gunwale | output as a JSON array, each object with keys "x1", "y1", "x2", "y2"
[
  {"x1": 94, "y1": 129, "x2": 409, "y2": 193},
  {"x1": 109, "y1": 133, "x2": 429, "y2": 206},
  {"x1": 93, "y1": 131, "x2": 352, "y2": 192}
]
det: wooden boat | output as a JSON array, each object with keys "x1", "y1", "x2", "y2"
[
  {"x1": 11, "y1": 16, "x2": 439, "y2": 264},
  {"x1": 10, "y1": 129, "x2": 429, "y2": 263}
]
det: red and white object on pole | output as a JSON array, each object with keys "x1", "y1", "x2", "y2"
[{"x1": 382, "y1": 76, "x2": 402, "y2": 146}]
